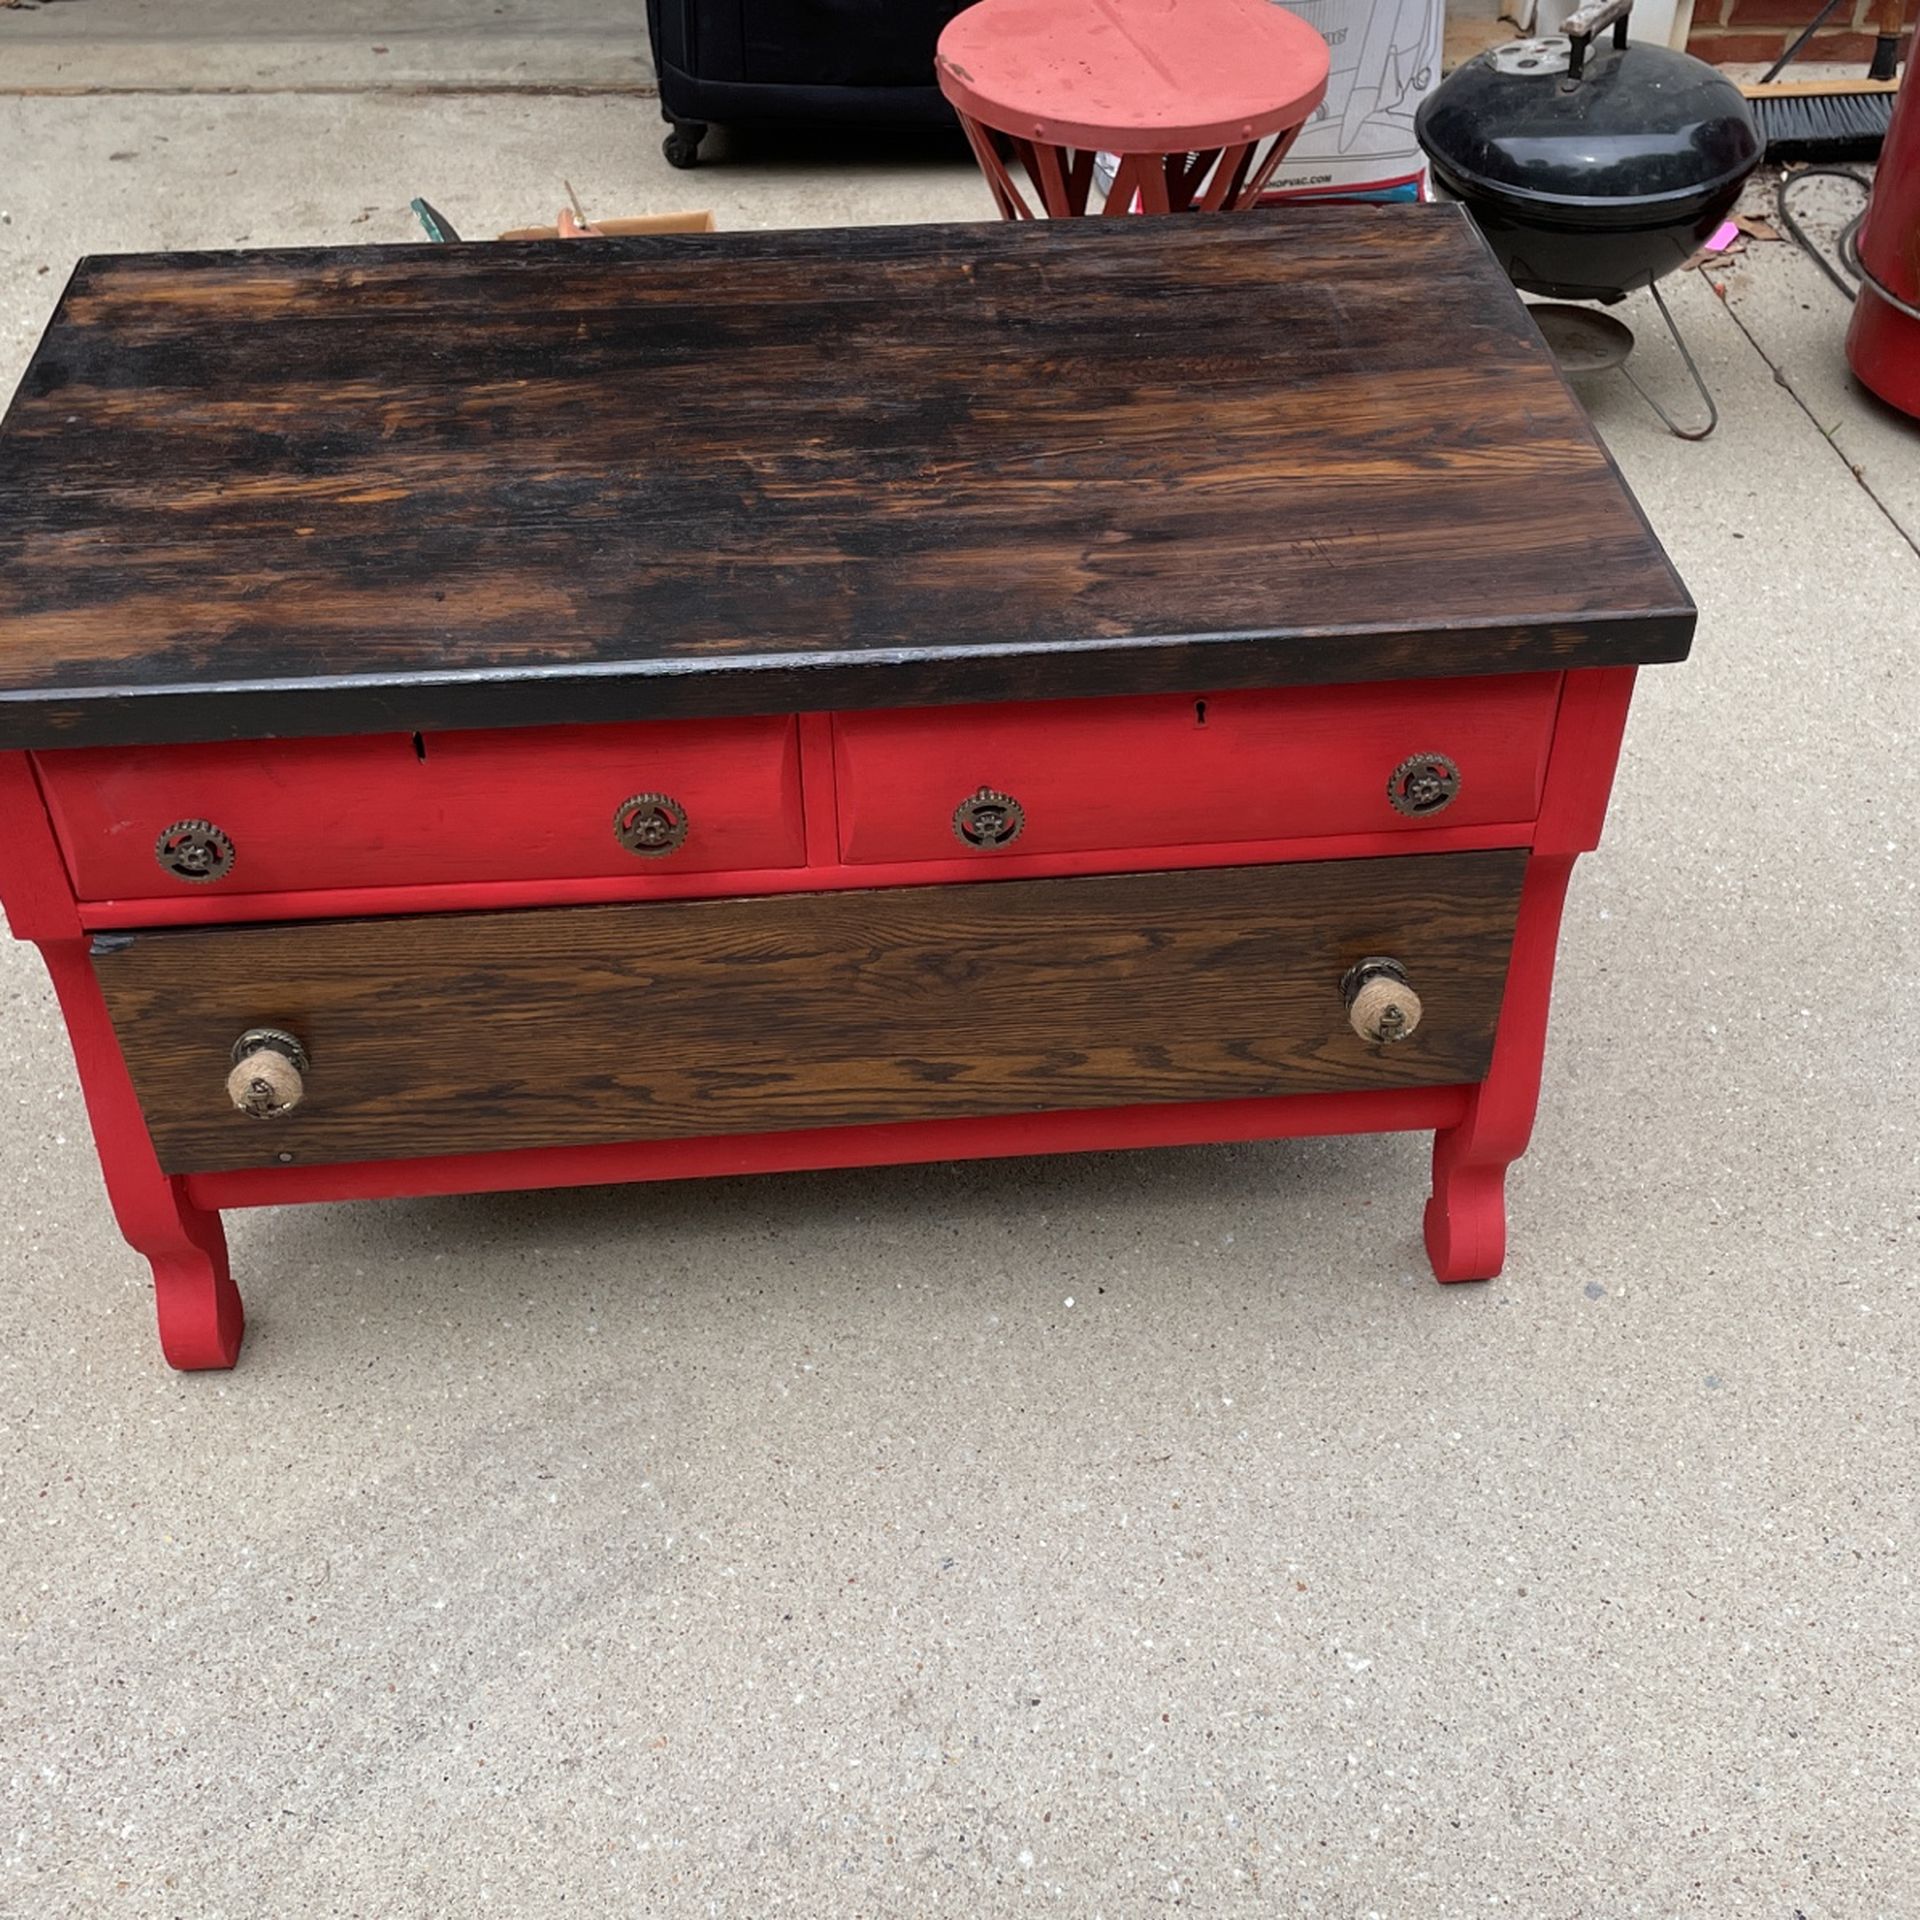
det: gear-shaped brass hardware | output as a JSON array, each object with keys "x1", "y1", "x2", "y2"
[
  {"x1": 612, "y1": 792, "x2": 690, "y2": 857},
  {"x1": 155, "y1": 819, "x2": 236, "y2": 883},
  {"x1": 952, "y1": 787, "x2": 1025, "y2": 850},
  {"x1": 1387, "y1": 753, "x2": 1461, "y2": 817}
]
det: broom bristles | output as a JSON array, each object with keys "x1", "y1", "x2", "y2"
[{"x1": 1745, "y1": 89, "x2": 1896, "y2": 161}]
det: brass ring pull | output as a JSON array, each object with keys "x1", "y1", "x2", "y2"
[
  {"x1": 1342, "y1": 958, "x2": 1423, "y2": 1045},
  {"x1": 227, "y1": 1028, "x2": 309, "y2": 1118}
]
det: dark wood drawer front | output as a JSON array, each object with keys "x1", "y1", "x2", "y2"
[{"x1": 95, "y1": 852, "x2": 1526, "y2": 1174}]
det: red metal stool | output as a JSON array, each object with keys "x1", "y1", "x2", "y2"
[{"x1": 937, "y1": 0, "x2": 1330, "y2": 219}]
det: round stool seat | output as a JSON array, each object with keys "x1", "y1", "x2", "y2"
[
  {"x1": 937, "y1": 0, "x2": 1330, "y2": 220},
  {"x1": 939, "y1": 0, "x2": 1329, "y2": 153}
]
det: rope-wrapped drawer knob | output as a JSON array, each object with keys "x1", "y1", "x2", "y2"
[
  {"x1": 1342, "y1": 957, "x2": 1423, "y2": 1045},
  {"x1": 227, "y1": 1028, "x2": 309, "y2": 1118}
]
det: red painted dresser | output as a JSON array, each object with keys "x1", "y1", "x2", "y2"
[{"x1": 0, "y1": 212, "x2": 1693, "y2": 1369}]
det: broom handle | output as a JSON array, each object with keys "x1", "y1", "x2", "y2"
[
  {"x1": 1866, "y1": 0, "x2": 1907, "y2": 80},
  {"x1": 1760, "y1": 0, "x2": 1848, "y2": 83}
]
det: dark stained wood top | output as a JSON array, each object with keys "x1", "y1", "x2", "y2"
[{"x1": 0, "y1": 209, "x2": 1693, "y2": 749}]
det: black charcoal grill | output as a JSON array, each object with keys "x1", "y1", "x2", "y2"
[{"x1": 1416, "y1": 0, "x2": 1762, "y2": 436}]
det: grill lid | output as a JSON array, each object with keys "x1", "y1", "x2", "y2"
[{"x1": 1416, "y1": 0, "x2": 1761, "y2": 215}]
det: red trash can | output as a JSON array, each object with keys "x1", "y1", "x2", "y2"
[{"x1": 1846, "y1": 63, "x2": 1920, "y2": 419}]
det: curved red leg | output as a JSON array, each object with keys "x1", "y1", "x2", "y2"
[
  {"x1": 1424, "y1": 854, "x2": 1575, "y2": 1284},
  {"x1": 39, "y1": 939, "x2": 243, "y2": 1368},
  {"x1": 128, "y1": 1176, "x2": 242, "y2": 1370}
]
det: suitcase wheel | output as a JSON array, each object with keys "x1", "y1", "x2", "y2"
[{"x1": 663, "y1": 122, "x2": 708, "y2": 169}]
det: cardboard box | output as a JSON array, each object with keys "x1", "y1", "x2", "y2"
[
  {"x1": 497, "y1": 210, "x2": 716, "y2": 240},
  {"x1": 1260, "y1": 0, "x2": 1445, "y2": 200},
  {"x1": 1090, "y1": 0, "x2": 1444, "y2": 209}
]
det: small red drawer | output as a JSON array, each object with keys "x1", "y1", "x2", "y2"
[
  {"x1": 36, "y1": 715, "x2": 804, "y2": 900},
  {"x1": 832, "y1": 676, "x2": 1560, "y2": 865}
]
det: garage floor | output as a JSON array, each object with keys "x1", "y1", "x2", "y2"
[
  {"x1": 2, "y1": 12, "x2": 1917, "y2": 1916},
  {"x1": 0, "y1": 0, "x2": 654, "y2": 90}
]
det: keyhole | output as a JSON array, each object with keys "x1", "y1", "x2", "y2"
[{"x1": 1194, "y1": 700, "x2": 1207, "y2": 727}]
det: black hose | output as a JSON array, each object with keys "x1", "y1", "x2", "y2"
[{"x1": 1775, "y1": 167, "x2": 1872, "y2": 302}]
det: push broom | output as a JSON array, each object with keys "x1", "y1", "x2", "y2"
[{"x1": 1741, "y1": 0, "x2": 1909, "y2": 160}]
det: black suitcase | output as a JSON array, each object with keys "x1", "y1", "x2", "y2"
[{"x1": 646, "y1": 0, "x2": 969, "y2": 166}]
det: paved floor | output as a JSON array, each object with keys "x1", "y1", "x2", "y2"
[
  {"x1": 0, "y1": 0, "x2": 655, "y2": 91},
  {"x1": 1, "y1": 67, "x2": 1917, "y2": 1920}
]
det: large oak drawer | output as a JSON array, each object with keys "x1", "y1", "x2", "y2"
[
  {"x1": 36, "y1": 715, "x2": 805, "y2": 900},
  {"x1": 832, "y1": 677, "x2": 1560, "y2": 864},
  {"x1": 94, "y1": 851, "x2": 1527, "y2": 1175}
]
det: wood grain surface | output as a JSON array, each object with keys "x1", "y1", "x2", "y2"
[
  {"x1": 0, "y1": 212, "x2": 1691, "y2": 749},
  {"x1": 94, "y1": 851, "x2": 1526, "y2": 1173}
]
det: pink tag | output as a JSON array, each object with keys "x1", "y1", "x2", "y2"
[{"x1": 1704, "y1": 220, "x2": 1740, "y2": 253}]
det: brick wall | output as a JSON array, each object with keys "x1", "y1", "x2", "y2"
[{"x1": 1686, "y1": 0, "x2": 1915, "y2": 67}]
